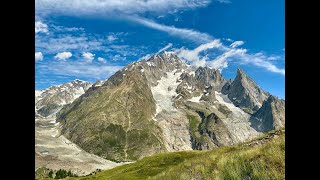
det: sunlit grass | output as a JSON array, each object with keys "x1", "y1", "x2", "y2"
[{"x1": 39, "y1": 130, "x2": 284, "y2": 180}]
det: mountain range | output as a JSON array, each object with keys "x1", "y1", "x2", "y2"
[{"x1": 36, "y1": 52, "x2": 285, "y2": 163}]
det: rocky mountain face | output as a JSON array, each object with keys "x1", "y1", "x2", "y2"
[
  {"x1": 55, "y1": 52, "x2": 285, "y2": 162},
  {"x1": 35, "y1": 80, "x2": 92, "y2": 117},
  {"x1": 195, "y1": 66, "x2": 227, "y2": 91},
  {"x1": 224, "y1": 69, "x2": 270, "y2": 114},
  {"x1": 251, "y1": 95, "x2": 285, "y2": 132}
]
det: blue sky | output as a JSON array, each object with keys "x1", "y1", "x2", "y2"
[{"x1": 35, "y1": 0, "x2": 285, "y2": 98}]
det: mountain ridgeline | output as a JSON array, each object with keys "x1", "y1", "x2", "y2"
[
  {"x1": 35, "y1": 80, "x2": 92, "y2": 118},
  {"x1": 47, "y1": 52, "x2": 285, "y2": 162}
]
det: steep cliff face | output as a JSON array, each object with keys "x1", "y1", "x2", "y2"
[
  {"x1": 251, "y1": 95, "x2": 285, "y2": 132},
  {"x1": 226, "y1": 69, "x2": 270, "y2": 114},
  {"x1": 194, "y1": 66, "x2": 227, "y2": 91},
  {"x1": 189, "y1": 112, "x2": 234, "y2": 150}
]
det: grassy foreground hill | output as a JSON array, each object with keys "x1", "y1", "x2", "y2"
[{"x1": 40, "y1": 129, "x2": 284, "y2": 180}]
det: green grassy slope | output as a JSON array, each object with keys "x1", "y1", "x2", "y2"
[
  {"x1": 41, "y1": 130, "x2": 284, "y2": 180},
  {"x1": 56, "y1": 69, "x2": 166, "y2": 162}
]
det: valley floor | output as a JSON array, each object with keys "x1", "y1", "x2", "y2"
[{"x1": 35, "y1": 117, "x2": 125, "y2": 176}]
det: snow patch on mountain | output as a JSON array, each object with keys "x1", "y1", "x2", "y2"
[
  {"x1": 35, "y1": 90, "x2": 43, "y2": 97},
  {"x1": 215, "y1": 92, "x2": 247, "y2": 116},
  {"x1": 188, "y1": 95, "x2": 202, "y2": 103},
  {"x1": 35, "y1": 80, "x2": 92, "y2": 117},
  {"x1": 151, "y1": 70, "x2": 182, "y2": 119},
  {"x1": 215, "y1": 91, "x2": 261, "y2": 143}
]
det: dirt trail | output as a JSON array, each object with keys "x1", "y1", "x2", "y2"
[{"x1": 35, "y1": 117, "x2": 126, "y2": 176}]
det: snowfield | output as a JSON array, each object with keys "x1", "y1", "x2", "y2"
[{"x1": 151, "y1": 71, "x2": 182, "y2": 119}]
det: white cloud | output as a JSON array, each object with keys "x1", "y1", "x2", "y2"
[
  {"x1": 35, "y1": 52, "x2": 43, "y2": 61},
  {"x1": 175, "y1": 39, "x2": 285, "y2": 75},
  {"x1": 37, "y1": 60, "x2": 123, "y2": 80},
  {"x1": 176, "y1": 40, "x2": 222, "y2": 62},
  {"x1": 210, "y1": 48, "x2": 247, "y2": 71},
  {"x1": 240, "y1": 53, "x2": 285, "y2": 75},
  {"x1": 230, "y1": 41, "x2": 244, "y2": 48},
  {"x1": 128, "y1": 16, "x2": 213, "y2": 43},
  {"x1": 112, "y1": 54, "x2": 122, "y2": 61},
  {"x1": 97, "y1": 57, "x2": 107, "y2": 63},
  {"x1": 139, "y1": 54, "x2": 152, "y2": 61},
  {"x1": 36, "y1": 34, "x2": 104, "y2": 53},
  {"x1": 267, "y1": 56, "x2": 281, "y2": 61},
  {"x1": 191, "y1": 58, "x2": 207, "y2": 67},
  {"x1": 36, "y1": 0, "x2": 211, "y2": 16},
  {"x1": 224, "y1": 38, "x2": 233, "y2": 42},
  {"x1": 156, "y1": 43, "x2": 173, "y2": 54},
  {"x1": 210, "y1": 47, "x2": 285, "y2": 75},
  {"x1": 52, "y1": 25, "x2": 84, "y2": 32},
  {"x1": 107, "y1": 35, "x2": 117, "y2": 43},
  {"x1": 35, "y1": 1, "x2": 215, "y2": 44},
  {"x1": 82, "y1": 52, "x2": 95, "y2": 62},
  {"x1": 35, "y1": 21, "x2": 48, "y2": 34},
  {"x1": 54, "y1": 52, "x2": 72, "y2": 60},
  {"x1": 36, "y1": 30, "x2": 135, "y2": 57}
]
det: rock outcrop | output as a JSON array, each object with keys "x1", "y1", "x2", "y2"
[
  {"x1": 226, "y1": 69, "x2": 270, "y2": 114},
  {"x1": 251, "y1": 95, "x2": 285, "y2": 132}
]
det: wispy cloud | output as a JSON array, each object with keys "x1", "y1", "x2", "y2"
[
  {"x1": 35, "y1": 21, "x2": 48, "y2": 34},
  {"x1": 107, "y1": 35, "x2": 118, "y2": 43},
  {"x1": 128, "y1": 16, "x2": 213, "y2": 43},
  {"x1": 209, "y1": 48, "x2": 247, "y2": 70},
  {"x1": 54, "y1": 52, "x2": 72, "y2": 60},
  {"x1": 37, "y1": 60, "x2": 123, "y2": 80},
  {"x1": 36, "y1": 34, "x2": 104, "y2": 53},
  {"x1": 224, "y1": 38, "x2": 233, "y2": 42},
  {"x1": 35, "y1": 1, "x2": 216, "y2": 44},
  {"x1": 176, "y1": 40, "x2": 222, "y2": 62},
  {"x1": 156, "y1": 43, "x2": 173, "y2": 54},
  {"x1": 35, "y1": 23, "x2": 138, "y2": 61},
  {"x1": 175, "y1": 40, "x2": 285, "y2": 75},
  {"x1": 35, "y1": 52, "x2": 43, "y2": 61},
  {"x1": 51, "y1": 25, "x2": 84, "y2": 32},
  {"x1": 139, "y1": 43, "x2": 174, "y2": 61},
  {"x1": 230, "y1": 41, "x2": 244, "y2": 48},
  {"x1": 240, "y1": 53, "x2": 285, "y2": 75},
  {"x1": 266, "y1": 55, "x2": 282, "y2": 61},
  {"x1": 36, "y1": 0, "x2": 211, "y2": 16}
]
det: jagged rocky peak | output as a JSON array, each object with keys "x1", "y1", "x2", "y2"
[
  {"x1": 200, "y1": 85, "x2": 216, "y2": 104},
  {"x1": 144, "y1": 53, "x2": 186, "y2": 71},
  {"x1": 251, "y1": 95, "x2": 285, "y2": 132},
  {"x1": 194, "y1": 66, "x2": 227, "y2": 91},
  {"x1": 227, "y1": 68, "x2": 270, "y2": 114},
  {"x1": 35, "y1": 79, "x2": 92, "y2": 117}
]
